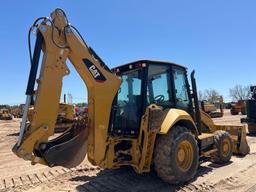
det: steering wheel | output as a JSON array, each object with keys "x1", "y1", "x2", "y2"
[{"x1": 154, "y1": 95, "x2": 165, "y2": 103}]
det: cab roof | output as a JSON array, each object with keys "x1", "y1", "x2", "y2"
[{"x1": 112, "y1": 59, "x2": 186, "y2": 73}]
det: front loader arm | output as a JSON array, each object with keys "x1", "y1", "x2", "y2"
[{"x1": 13, "y1": 8, "x2": 121, "y2": 168}]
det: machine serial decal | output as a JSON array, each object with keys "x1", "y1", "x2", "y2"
[{"x1": 82, "y1": 59, "x2": 106, "y2": 83}]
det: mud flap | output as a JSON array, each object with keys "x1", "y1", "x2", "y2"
[{"x1": 37, "y1": 120, "x2": 88, "y2": 168}]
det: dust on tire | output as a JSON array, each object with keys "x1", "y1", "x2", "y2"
[
  {"x1": 211, "y1": 130, "x2": 233, "y2": 164},
  {"x1": 154, "y1": 125, "x2": 199, "y2": 184}
]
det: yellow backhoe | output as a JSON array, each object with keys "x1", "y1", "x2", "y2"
[{"x1": 12, "y1": 8, "x2": 249, "y2": 184}]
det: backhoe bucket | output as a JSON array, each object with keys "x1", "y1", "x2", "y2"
[
  {"x1": 38, "y1": 120, "x2": 88, "y2": 168},
  {"x1": 13, "y1": 118, "x2": 89, "y2": 168}
]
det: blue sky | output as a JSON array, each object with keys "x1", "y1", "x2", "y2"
[{"x1": 0, "y1": 1, "x2": 255, "y2": 104}]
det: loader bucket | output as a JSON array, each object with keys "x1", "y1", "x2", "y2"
[
  {"x1": 215, "y1": 125, "x2": 250, "y2": 156},
  {"x1": 200, "y1": 111, "x2": 250, "y2": 156}
]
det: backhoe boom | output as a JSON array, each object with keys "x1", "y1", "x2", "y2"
[{"x1": 13, "y1": 8, "x2": 121, "y2": 167}]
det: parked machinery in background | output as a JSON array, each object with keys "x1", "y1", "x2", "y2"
[
  {"x1": 230, "y1": 100, "x2": 246, "y2": 115},
  {"x1": 27, "y1": 102, "x2": 76, "y2": 133},
  {"x1": 11, "y1": 106, "x2": 23, "y2": 118},
  {"x1": 201, "y1": 96, "x2": 224, "y2": 118},
  {"x1": 54, "y1": 103, "x2": 77, "y2": 132},
  {"x1": 241, "y1": 86, "x2": 256, "y2": 135},
  {"x1": 0, "y1": 109, "x2": 13, "y2": 120},
  {"x1": 75, "y1": 105, "x2": 88, "y2": 119}
]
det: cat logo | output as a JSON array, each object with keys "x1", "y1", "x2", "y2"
[
  {"x1": 89, "y1": 65, "x2": 100, "y2": 78},
  {"x1": 82, "y1": 59, "x2": 106, "y2": 83}
]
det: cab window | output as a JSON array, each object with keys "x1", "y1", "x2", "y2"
[
  {"x1": 147, "y1": 65, "x2": 173, "y2": 106},
  {"x1": 173, "y1": 68, "x2": 190, "y2": 108}
]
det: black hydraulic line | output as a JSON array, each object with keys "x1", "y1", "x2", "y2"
[
  {"x1": 28, "y1": 27, "x2": 33, "y2": 65},
  {"x1": 25, "y1": 31, "x2": 43, "y2": 96},
  {"x1": 69, "y1": 25, "x2": 112, "y2": 73},
  {"x1": 28, "y1": 17, "x2": 48, "y2": 65},
  {"x1": 191, "y1": 70, "x2": 202, "y2": 134},
  {"x1": 88, "y1": 47, "x2": 111, "y2": 73}
]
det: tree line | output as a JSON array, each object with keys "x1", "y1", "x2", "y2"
[
  {"x1": 0, "y1": 85, "x2": 252, "y2": 109},
  {"x1": 199, "y1": 85, "x2": 251, "y2": 102}
]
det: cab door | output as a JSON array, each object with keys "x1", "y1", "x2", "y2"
[{"x1": 111, "y1": 69, "x2": 144, "y2": 137}]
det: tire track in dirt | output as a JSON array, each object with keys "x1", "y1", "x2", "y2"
[
  {"x1": 0, "y1": 164, "x2": 219, "y2": 192},
  {"x1": 0, "y1": 165, "x2": 99, "y2": 192},
  {"x1": 212, "y1": 161, "x2": 256, "y2": 192},
  {"x1": 1, "y1": 155, "x2": 253, "y2": 192},
  {"x1": 0, "y1": 165, "x2": 93, "y2": 191}
]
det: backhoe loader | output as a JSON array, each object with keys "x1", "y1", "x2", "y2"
[{"x1": 12, "y1": 8, "x2": 250, "y2": 184}]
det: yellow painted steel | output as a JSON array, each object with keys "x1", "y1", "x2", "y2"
[
  {"x1": 66, "y1": 30, "x2": 121, "y2": 166},
  {"x1": 159, "y1": 108, "x2": 198, "y2": 136},
  {"x1": 27, "y1": 103, "x2": 74, "y2": 123},
  {"x1": 200, "y1": 110, "x2": 250, "y2": 155},
  {"x1": 176, "y1": 140, "x2": 193, "y2": 172},
  {"x1": 136, "y1": 105, "x2": 161, "y2": 173},
  {"x1": 102, "y1": 104, "x2": 161, "y2": 173},
  {"x1": 13, "y1": 9, "x2": 121, "y2": 166},
  {"x1": 222, "y1": 138, "x2": 231, "y2": 157},
  {"x1": 58, "y1": 103, "x2": 74, "y2": 120}
]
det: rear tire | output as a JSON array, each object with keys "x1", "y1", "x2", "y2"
[
  {"x1": 154, "y1": 125, "x2": 199, "y2": 184},
  {"x1": 212, "y1": 130, "x2": 233, "y2": 164}
]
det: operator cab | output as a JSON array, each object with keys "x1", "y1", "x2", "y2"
[{"x1": 110, "y1": 60, "x2": 193, "y2": 137}]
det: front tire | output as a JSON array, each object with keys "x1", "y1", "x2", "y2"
[
  {"x1": 154, "y1": 125, "x2": 199, "y2": 184},
  {"x1": 212, "y1": 130, "x2": 233, "y2": 164}
]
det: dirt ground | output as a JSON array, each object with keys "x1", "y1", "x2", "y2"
[{"x1": 0, "y1": 110, "x2": 256, "y2": 192}]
